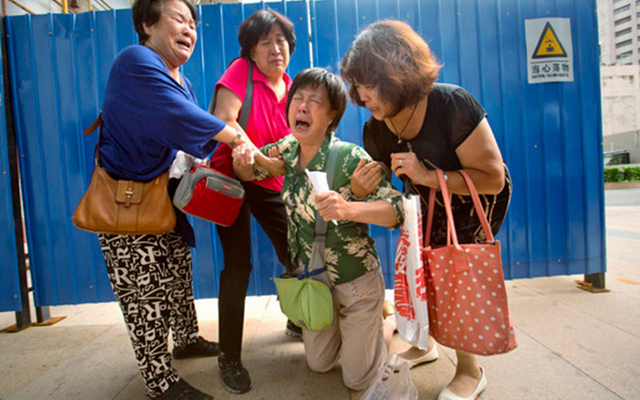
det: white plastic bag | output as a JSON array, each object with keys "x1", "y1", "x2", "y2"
[
  {"x1": 361, "y1": 354, "x2": 418, "y2": 400},
  {"x1": 393, "y1": 192, "x2": 430, "y2": 350},
  {"x1": 169, "y1": 151, "x2": 208, "y2": 179}
]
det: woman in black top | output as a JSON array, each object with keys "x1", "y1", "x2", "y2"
[{"x1": 341, "y1": 20, "x2": 511, "y2": 400}]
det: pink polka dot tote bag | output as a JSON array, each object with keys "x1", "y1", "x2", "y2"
[{"x1": 423, "y1": 170, "x2": 517, "y2": 356}]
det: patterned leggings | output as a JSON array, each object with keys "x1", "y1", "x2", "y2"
[{"x1": 98, "y1": 230, "x2": 199, "y2": 398}]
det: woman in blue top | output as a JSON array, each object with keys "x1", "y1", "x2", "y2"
[{"x1": 97, "y1": 0, "x2": 249, "y2": 398}]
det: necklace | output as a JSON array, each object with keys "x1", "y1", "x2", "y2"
[{"x1": 389, "y1": 104, "x2": 418, "y2": 144}]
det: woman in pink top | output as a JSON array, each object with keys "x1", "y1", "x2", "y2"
[{"x1": 208, "y1": 9, "x2": 295, "y2": 394}]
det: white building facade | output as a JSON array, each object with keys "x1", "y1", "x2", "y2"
[{"x1": 599, "y1": 0, "x2": 640, "y2": 163}]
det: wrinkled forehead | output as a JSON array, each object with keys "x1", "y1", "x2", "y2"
[{"x1": 292, "y1": 83, "x2": 328, "y2": 99}]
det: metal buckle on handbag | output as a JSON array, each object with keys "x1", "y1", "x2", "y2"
[{"x1": 115, "y1": 180, "x2": 143, "y2": 207}]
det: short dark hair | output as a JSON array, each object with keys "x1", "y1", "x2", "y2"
[
  {"x1": 238, "y1": 9, "x2": 296, "y2": 59},
  {"x1": 132, "y1": 0, "x2": 198, "y2": 45},
  {"x1": 340, "y1": 20, "x2": 442, "y2": 118},
  {"x1": 286, "y1": 68, "x2": 347, "y2": 135}
]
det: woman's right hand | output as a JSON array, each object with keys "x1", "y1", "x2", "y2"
[{"x1": 391, "y1": 151, "x2": 427, "y2": 184}]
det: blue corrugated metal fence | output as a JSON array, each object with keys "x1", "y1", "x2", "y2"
[
  {"x1": 0, "y1": 44, "x2": 22, "y2": 313},
  {"x1": 0, "y1": 0, "x2": 605, "y2": 309}
]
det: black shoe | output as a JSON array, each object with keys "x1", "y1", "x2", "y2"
[
  {"x1": 155, "y1": 378, "x2": 213, "y2": 400},
  {"x1": 172, "y1": 336, "x2": 220, "y2": 359},
  {"x1": 285, "y1": 320, "x2": 303, "y2": 339},
  {"x1": 218, "y1": 354, "x2": 252, "y2": 394}
]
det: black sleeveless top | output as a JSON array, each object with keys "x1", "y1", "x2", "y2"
[{"x1": 362, "y1": 83, "x2": 512, "y2": 245}]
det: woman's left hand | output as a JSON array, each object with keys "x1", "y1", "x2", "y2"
[
  {"x1": 390, "y1": 151, "x2": 426, "y2": 184},
  {"x1": 316, "y1": 191, "x2": 350, "y2": 221},
  {"x1": 350, "y1": 158, "x2": 383, "y2": 199}
]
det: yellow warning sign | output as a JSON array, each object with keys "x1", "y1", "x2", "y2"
[{"x1": 532, "y1": 22, "x2": 567, "y2": 59}]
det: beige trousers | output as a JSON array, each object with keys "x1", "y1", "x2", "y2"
[{"x1": 302, "y1": 269, "x2": 387, "y2": 391}]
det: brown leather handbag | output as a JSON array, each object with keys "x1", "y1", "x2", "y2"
[{"x1": 72, "y1": 114, "x2": 176, "y2": 235}]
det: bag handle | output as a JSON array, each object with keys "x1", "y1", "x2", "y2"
[
  {"x1": 312, "y1": 140, "x2": 343, "y2": 237},
  {"x1": 306, "y1": 141, "x2": 343, "y2": 286},
  {"x1": 207, "y1": 58, "x2": 253, "y2": 130},
  {"x1": 434, "y1": 170, "x2": 460, "y2": 248},
  {"x1": 84, "y1": 112, "x2": 103, "y2": 165},
  {"x1": 424, "y1": 173, "x2": 456, "y2": 248},
  {"x1": 424, "y1": 170, "x2": 495, "y2": 249},
  {"x1": 457, "y1": 170, "x2": 495, "y2": 243}
]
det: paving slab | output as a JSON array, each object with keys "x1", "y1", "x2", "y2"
[
  {"x1": 510, "y1": 294, "x2": 640, "y2": 400},
  {"x1": 0, "y1": 324, "x2": 114, "y2": 398},
  {"x1": 516, "y1": 277, "x2": 640, "y2": 336},
  {"x1": 6, "y1": 324, "x2": 137, "y2": 400},
  {"x1": 476, "y1": 328, "x2": 623, "y2": 400}
]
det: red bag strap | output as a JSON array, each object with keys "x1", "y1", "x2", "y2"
[
  {"x1": 424, "y1": 170, "x2": 461, "y2": 249},
  {"x1": 435, "y1": 170, "x2": 460, "y2": 248},
  {"x1": 457, "y1": 170, "x2": 495, "y2": 243},
  {"x1": 423, "y1": 170, "x2": 496, "y2": 248},
  {"x1": 424, "y1": 185, "x2": 453, "y2": 247}
]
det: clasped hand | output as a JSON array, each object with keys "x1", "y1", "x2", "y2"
[
  {"x1": 231, "y1": 143, "x2": 257, "y2": 168},
  {"x1": 231, "y1": 144, "x2": 286, "y2": 177},
  {"x1": 390, "y1": 151, "x2": 425, "y2": 183},
  {"x1": 350, "y1": 158, "x2": 384, "y2": 199},
  {"x1": 316, "y1": 191, "x2": 350, "y2": 222}
]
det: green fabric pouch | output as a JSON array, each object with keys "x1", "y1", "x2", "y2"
[{"x1": 273, "y1": 269, "x2": 334, "y2": 331}]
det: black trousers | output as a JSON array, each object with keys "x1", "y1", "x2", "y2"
[{"x1": 216, "y1": 181, "x2": 291, "y2": 360}]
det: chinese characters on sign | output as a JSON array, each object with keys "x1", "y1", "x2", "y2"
[{"x1": 525, "y1": 18, "x2": 574, "y2": 84}]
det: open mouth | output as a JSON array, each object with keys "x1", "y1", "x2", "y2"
[
  {"x1": 177, "y1": 39, "x2": 191, "y2": 50},
  {"x1": 295, "y1": 120, "x2": 310, "y2": 130}
]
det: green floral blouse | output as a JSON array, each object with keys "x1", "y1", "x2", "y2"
[{"x1": 255, "y1": 133, "x2": 403, "y2": 285}]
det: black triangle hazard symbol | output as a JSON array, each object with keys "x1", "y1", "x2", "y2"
[{"x1": 532, "y1": 22, "x2": 567, "y2": 59}]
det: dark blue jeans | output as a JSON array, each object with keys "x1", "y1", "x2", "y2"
[{"x1": 216, "y1": 181, "x2": 291, "y2": 360}]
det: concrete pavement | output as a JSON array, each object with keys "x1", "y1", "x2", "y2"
[{"x1": 1, "y1": 189, "x2": 639, "y2": 400}]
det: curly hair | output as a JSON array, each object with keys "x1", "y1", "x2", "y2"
[{"x1": 340, "y1": 20, "x2": 441, "y2": 118}]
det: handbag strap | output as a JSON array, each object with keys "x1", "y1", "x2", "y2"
[
  {"x1": 306, "y1": 141, "x2": 344, "y2": 284},
  {"x1": 84, "y1": 112, "x2": 103, "y2": 164},
  {"x1": 457, "y1": 170, "x2": 495, "y2": 243},
  {"x1": 314, "y1": 140, "x2": 343, "y2": 234},
  {"x1": 436, "y1": 170, "x2": 459, "y2": 247},
  {"x1": 424, "y1": 170, "x2": 495, "y2": 249},
  {"x1": 207, "y1": 58, "x2": 253, "y2": 130}
]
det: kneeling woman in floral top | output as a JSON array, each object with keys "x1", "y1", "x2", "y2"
[{"x1": 232, "y1": 67, "x2": 401, "y2": 391}]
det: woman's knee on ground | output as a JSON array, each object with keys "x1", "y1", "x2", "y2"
[
  {"x1": 342, "y1": 368, "x2": 377, "y2": 392},
  {"x1": 305, "y1": 350, "x2": 339, "y2": 374}
]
